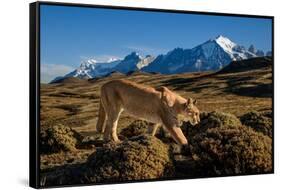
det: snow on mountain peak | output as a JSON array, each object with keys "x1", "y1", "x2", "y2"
[
  {"x1": 215, "y1": 35, "x2": 237, "y2": 52},
  {"x1": 79, "y1": 59, "x2": 96, "y2": 71},
  {"x1": 136, "y1": 55, "x2": 155, "y2": 69},
  {"x1": 113, "y1": 52, "x2": 154, "y2": 73},
  {"x1": 142, "y1": 35, "x2": 259, "y2": 74},
  {"x1": 51, "y1": 35, "x2": 264, "y2": 83},
  {"x1": 81, "y1": 59, "x2": 97, "y2": 66},
  {"x1": 199, "y1": 35, "x2": 239, "y2": 59},
  {"x1": 107, "y1": 57, "x2": 120, "y2": 63},
  {"x1": 212, "y1": 35, "x2": 256, "y2": 60}
]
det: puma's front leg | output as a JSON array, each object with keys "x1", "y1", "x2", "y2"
[
  {"x1": 165, "y1": 126, "x2": 188, "y2": 145},
  {"x1": 147, "y1": 123, "x2": 160, "y2": 136},
  {"x1": 162, "y1": 117, "x2": 188, "y2": 145}
]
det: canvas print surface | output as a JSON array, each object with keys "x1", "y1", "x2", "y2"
[{"x1": 39, "y1": 4, "x2": 273, "y2": 187}]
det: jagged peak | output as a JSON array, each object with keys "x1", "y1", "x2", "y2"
[
  {"x1": 51, "y1": 35, "x2": 263, "y2": 82},
  {"x1": 79, "y1": 59, "x2": 97, "y2": 69},
  {"x1": 248, "y1": 44, "x2": 256, "y2": 54},
  {"x1": 124, "y1": 51, "x2": 142, "y2": 60},
  {"x1": 214, "y1": 35, "x2": 237, "y2": 50},
  {"x1": 106, "y1": 57, "x2": 120, "y2": 63},
  {"x1": 215, "y1": 34, "x2": 228, "y2": 39},
  {"x1": 81, "y1": 59, "x2": 97, "y2": 65},
  {"x1": 166, "y1": 47, "x2": 184, "y2": 55}
]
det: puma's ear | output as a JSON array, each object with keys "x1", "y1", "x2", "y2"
[
  {"x1": 185, "y1": 98, "x2": 194, "y2": 109},
  {"x1": 186, "y1": 97, "x2": 193, "y2": 105},
  {"x1": 193, "y1": 99, "x2": 197, "y2": 105},
  {"x1": 160, "y1": 87, "x2": 175, "y2": 107}
]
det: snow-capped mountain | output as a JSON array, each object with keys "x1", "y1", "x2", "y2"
[
  {"x1": 51, "y1": 52, "x2": 154, "y2": 83},
  {"x1": 137, "y1": 55, "x2": 155, "y2": 69},
  {"x1": 51, "y1": 58, "x2": 121, "y2": 83},
  {"x1": 113, "y1": 52, "x2": 154, "y2": 74},
  {"x1": 51, "y1": 35, "x2": 269, "y2": 83},
  {"x1": 113, "y1": 52, "x2": 154, "y2": 73},
  {"x1": 73, "y1": 59, "x2": 120, "y2": 78},
  {"x1": 142, "y1": 35, "x2": 258, "y2": 74}
]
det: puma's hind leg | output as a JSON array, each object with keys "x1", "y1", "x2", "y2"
[
  {"x1": 96, "y1": 99, "x2": 107, "y2": 133},
  {"x1": 103, "y1": 106, "x2": 123, "y2": 143},
  {"x1": 100, "y1": 86, "x2": 123, "y2": 143}
]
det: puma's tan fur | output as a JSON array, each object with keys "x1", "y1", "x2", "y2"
[{"x1": 96, "y1": 79, "x2": 200, "y2": 145}]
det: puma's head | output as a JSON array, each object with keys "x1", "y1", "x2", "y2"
[
  {"x1": 160, "y1": 87, "x2": 200, "y2": 126},
  {"x1": 181, "y1": 98, "x2": 200, "y2": 126}
]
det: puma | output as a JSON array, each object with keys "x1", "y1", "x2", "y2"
[{"x1": 96, "y1": 79, "x2": 200, "y2": 145}]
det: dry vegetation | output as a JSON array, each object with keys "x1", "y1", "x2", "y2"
[
  {"x1": 180, "y1": 112, "x2": 272, "y2": 176},
  {"x1": 40, "y1": 57, "x2": 273, "y2": 187}
]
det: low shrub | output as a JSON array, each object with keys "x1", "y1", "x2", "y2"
[
  {"x1": 86, "y1": 135, "x2": 174, "y2": 183},
  {"x1": 240, "y1": 111, "x2": 272, "y2": 137},
  {"x1": 181, "y1": 111, "x2": 272, "y2": 176},
  {"x1": 119, "y1": 120, "x2": 152, "y2": 139},
  {"x1": 40, "y1": 124, "x2": 83, "y2": 154}
]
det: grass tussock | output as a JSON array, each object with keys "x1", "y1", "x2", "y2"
[
  {"x1": 40, "y1": 135, "x2": 174, "y2": 186},
  {"x1": 181, "y1": 111, "x2": 272, "y2": 176},
  {"x1": 40, "y1": 111, "x2": 272, "y2": 186},
  {"x1": 40, "y1": 124, "x2": 83, "y2": 154},
  {"x1": 86, "y1": 135, "x2": 174, "y2": 183},
  {"x1": 119, "y1": 120, "x2": 152, "y2": 139},
  {"x1": 240, "y1": 111, "x2": 272, "y2": 137},
  {"x1": 39, "y1": 66, "x2": 272, "y2": 186}
]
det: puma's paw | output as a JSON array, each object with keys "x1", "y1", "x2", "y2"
[{"x1": 115, "y1": 139, "x2": 122, "y2": 144}]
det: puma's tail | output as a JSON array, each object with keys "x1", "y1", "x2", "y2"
[{"x1": 96, "y1": 99, "x2": 106, "y2": 133}]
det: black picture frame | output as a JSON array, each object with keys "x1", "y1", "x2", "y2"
[{"x1": 30, "y1": 1, "x2": 274, "y2": 188}]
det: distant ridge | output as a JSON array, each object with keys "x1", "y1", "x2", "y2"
[
  {"x1": 104, "y1": 71, "x2": 125, "y2": 78},
  {"x1": 217, "y1": 56, "x2": 272, "y2": 74},
  {"x1": 50, "y1": 77, "x2": 88, "y2": 84},
  {"x1": 51, "y1": 35, "x2": 270, "y2": 83},
  {"x1": 142, "y1": 35, "x2": 258, "y2": 74}
]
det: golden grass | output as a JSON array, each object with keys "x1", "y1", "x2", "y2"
[{"x1": 39, "y1": 65, "x2": 272, "y2": 185}]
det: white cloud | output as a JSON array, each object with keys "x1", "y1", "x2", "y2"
[{"x1": 41, "y1": 63, "x2": 75, "y2": 83}]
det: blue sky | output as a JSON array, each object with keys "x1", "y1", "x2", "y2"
[{"x1": 40, "y1": 4, "x2": 272, "y2": 82}]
